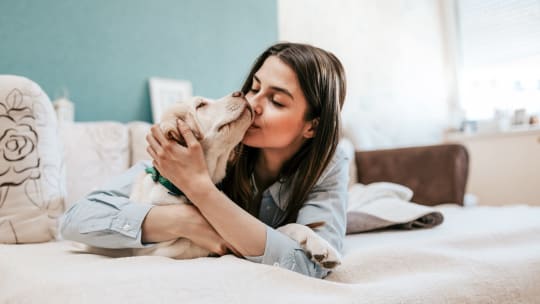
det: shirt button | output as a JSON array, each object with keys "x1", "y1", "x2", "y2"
[
  {"x1": 123, "y1": 223, "x2": 131, "y2": 231},
  {"x1": 273, "y1": 262, "x2": 280, "y2": 267}
]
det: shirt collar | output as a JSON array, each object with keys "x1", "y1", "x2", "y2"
[{"x1": 251, "y1": 173, "x2": 293, "y2": 211}]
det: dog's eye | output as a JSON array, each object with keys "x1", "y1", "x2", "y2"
[
  {"x1": 196, "y1": 102, "x2": 207, "y2": 109},
  {"x1": 218, "y1": 123, "x2": 229, "y2": 132}
]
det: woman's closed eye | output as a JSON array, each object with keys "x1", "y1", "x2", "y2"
[
  {"x1": 271, "y1": 100, "x2": 284, "y2": 107},
  {"x1": 248, "y1": 84, "x2": 285, "y2": 108}
]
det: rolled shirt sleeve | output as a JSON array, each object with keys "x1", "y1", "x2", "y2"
[
  {"x1": 59, "y1": 161, "x2": 155, "y2": 249},
  {"x1": 245, "y1": 225, "x2": 331, "y2": 278},
  {"x1": 245, "y1": 147, "x2": 350, "y2": 279}
]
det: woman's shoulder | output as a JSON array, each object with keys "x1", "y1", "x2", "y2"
[
  {"x1": 327, "y1": 143, "x2": 350, "y2": 171},
  {"x1": 312, "y1": 143, "x2": 350, "y2": 187},
  {"x1": 334, "y1": 143, "x2": 350, "y2": 163}
]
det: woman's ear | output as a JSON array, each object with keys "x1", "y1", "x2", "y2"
[{"x1": 303, "y1": 118, "x2": 319, "y2": 139}]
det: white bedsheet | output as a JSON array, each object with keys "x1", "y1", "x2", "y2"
[{"x1": 1, "y1": 205, "x2": 539, "y2": 304}]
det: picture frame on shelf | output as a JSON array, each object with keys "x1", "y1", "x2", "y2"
[{"x1": 148, "y1": 77, "x2": 193, "y2": 123}]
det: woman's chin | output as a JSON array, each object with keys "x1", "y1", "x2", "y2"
[{"x1": 241, "y1": 134, "x2": 259, "y2": 147}]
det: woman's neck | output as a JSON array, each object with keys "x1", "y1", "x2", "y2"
[{"x1": 253, "y1": 148, "x2": 293, "y2": 191}]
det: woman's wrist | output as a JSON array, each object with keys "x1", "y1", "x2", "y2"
[{"x1": 183, "y1": 176, "x2": 215, "y2": 205}]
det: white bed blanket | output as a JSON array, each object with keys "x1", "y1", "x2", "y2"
[{"x1": 1, "y1": 205, "x2": 539, "y2": 304}]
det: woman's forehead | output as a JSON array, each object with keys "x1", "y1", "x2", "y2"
[{"x1": 255, "y1": 56, "x2": 299, "y2": 91}]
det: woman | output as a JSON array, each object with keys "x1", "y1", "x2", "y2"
[{"x1": 60, "y1": 42, "x2": 349, "y2": 279}]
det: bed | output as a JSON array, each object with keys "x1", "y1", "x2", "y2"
[
  {"x1": 1, "y1": 204, "x2": 539, "y2": 303},
  {"x1": 1, "y1": 75, "x2": 539, "y2": 303}
]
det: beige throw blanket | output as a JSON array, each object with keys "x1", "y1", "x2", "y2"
[
  {"x1": 347, "y1": 182, "x2": 444, "y2": 234},
  {"x1": 1, "y1": 205, "x2": 540, "y2": 303}
]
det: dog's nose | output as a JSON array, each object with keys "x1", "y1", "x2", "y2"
[{"x1": 232, "y1": 91, "x2": 244, "y2": 98}]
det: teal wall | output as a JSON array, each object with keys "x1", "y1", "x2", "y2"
[{"x1": 0, "y1": 0, "x2": 277, "y2": 122}]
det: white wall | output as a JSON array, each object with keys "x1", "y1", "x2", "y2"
[{"x1": 278, "y1": 0, "x2": 454, "y2": 150}]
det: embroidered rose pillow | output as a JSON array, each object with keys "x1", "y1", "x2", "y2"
[{"x1": 0, "y1": 75, "x2": 65, "y2": 243}]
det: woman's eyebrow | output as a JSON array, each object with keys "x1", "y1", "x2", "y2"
[{"x1": 253, "y1": 75, "x2": 294, "y2": 100}]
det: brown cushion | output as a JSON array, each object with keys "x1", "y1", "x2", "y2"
[{"x1": 355, "y1": 144, "x2": 469, "y2": 206}]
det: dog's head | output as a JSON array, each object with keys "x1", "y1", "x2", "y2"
[{"x1": 159, "y1": 92, "x2": 253, "y2": 183}]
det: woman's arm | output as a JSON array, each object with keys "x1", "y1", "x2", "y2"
[
  {"x1": 60, "y1": 161, "x2": 233, "y2": 255},
  {"x1": 59, "y1": 161, "x2": 155, "y2": 248},
  {"x1": 142, "y1": 203, "x2": 237, "y2": 255}
]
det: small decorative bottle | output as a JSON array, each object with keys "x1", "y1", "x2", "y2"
[{"x1": 53, "y1": 97, "x2": 74, "y2": 123}]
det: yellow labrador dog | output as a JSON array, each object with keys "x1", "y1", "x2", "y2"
[
  {"x1": 102, "y1": 92, "x2": 340, "y2": 269},
  {"x1": 130, "y1": 92, "x2": 252, "y2": 259}
]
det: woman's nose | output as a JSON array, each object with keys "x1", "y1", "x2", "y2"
[{"x1": 247, "y1": 94, "x2": 263, "y2": 115}]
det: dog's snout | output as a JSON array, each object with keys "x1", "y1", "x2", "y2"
[
  {"x1": 232, "y1": 91, "x2": 244, "y2": 98},
  {"x1": 245, "y1": 101, "x2": 254, "y2": 116}
]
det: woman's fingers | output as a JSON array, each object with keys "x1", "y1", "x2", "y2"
[
  {"x1": 150, "y1": 124, "x2": 170, "y2": 146},
  {"x1": 149, "y1": 124, "x2": 164, "y2": 145},
  {"x1": 188, "y1": 223, "x2": 228, "y2": 256},
  {"x1": 147, "y1": 123, "x2": 181, "y2": 164},
  {"x1": 199, "y1": 233, "x2": 230, "y2": 256},
  {"x1": 146, "y1": 125, "x2": 165, "y2": 156},
  {"x1": 181, "y1": 205, "x2": 235, "y2": 256},
  {"x1": 146, "y1": 134, "x2": 159, "y2": 155},
  {"x1": 177, "y1": 119, "x2": 198, "y2": 147}
]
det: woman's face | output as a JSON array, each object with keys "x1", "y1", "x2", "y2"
[{"x1": 243, "y1": 56, "x2": 314, "y2": 151}]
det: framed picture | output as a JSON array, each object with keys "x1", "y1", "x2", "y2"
[{"x1": 148, "y1": 77, "x2": 193, "y2": 123}]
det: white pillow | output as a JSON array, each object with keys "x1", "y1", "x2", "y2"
[
  {"x1": 60, "y1": 121, "x2": 130, "y2": 208},
  {"x1": 0, "y1": 75, "x2": 66, "y2": 243},
  {"x1": 127, "y1": 121, "x2": 152, "y2": 166}
]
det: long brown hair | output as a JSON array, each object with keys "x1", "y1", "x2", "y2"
[{"x1": 221, "y1": 42, "x2": 347, "y2": 226}]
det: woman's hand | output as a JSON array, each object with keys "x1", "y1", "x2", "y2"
[
  {"x1": 142, "y1": 204, "x2": 238, "y2": 256},
  {"x1": 145, "y1": 120, "x2": 212, "y2": 196},
  {"x1": 179, "y1": 204, "x2": 241, "y2": 257}
]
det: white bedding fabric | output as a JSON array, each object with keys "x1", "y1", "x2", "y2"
[
  {"x1": 1, "y1": 205, "x2": 539, "y2": 304},
  {"x1": 346, "y1": 182, "x2": 444, "y2": 233}
]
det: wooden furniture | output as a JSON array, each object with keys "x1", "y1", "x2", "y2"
[{"x1": 446, "y1": 127, "x2": 540, "y2": 206}]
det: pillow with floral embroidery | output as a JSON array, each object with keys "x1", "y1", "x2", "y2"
[{"x1": 0, "y1": 75, "x2": 65, "y2": 243}]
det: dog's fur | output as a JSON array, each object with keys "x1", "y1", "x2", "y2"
[
  {"x1": 130, "y1": 93, "x2": 253, "y2": 259},
  {"x1": 88, "y1": 93, "x2": 341, "y2": 269}
]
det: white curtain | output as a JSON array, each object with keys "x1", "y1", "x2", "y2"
[{"x1": 456, "y1": 0, "x2": 540, "y2": 120}]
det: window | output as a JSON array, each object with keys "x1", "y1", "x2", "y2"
[{"x1": 456, "y1": 0, "x2": 540, "y2": 121}]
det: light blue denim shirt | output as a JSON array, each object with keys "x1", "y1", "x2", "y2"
[{"x1": 59, "y1": 146, "x2": 349, "y2": 279}]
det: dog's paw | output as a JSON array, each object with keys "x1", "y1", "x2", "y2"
[{"x1": 277, "y1": 223, "x2": 341, "y2": 269}]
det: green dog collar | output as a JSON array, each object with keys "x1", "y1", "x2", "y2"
[{"x1": 145, "y1": 167, "x2": 184, "y2": 196}]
